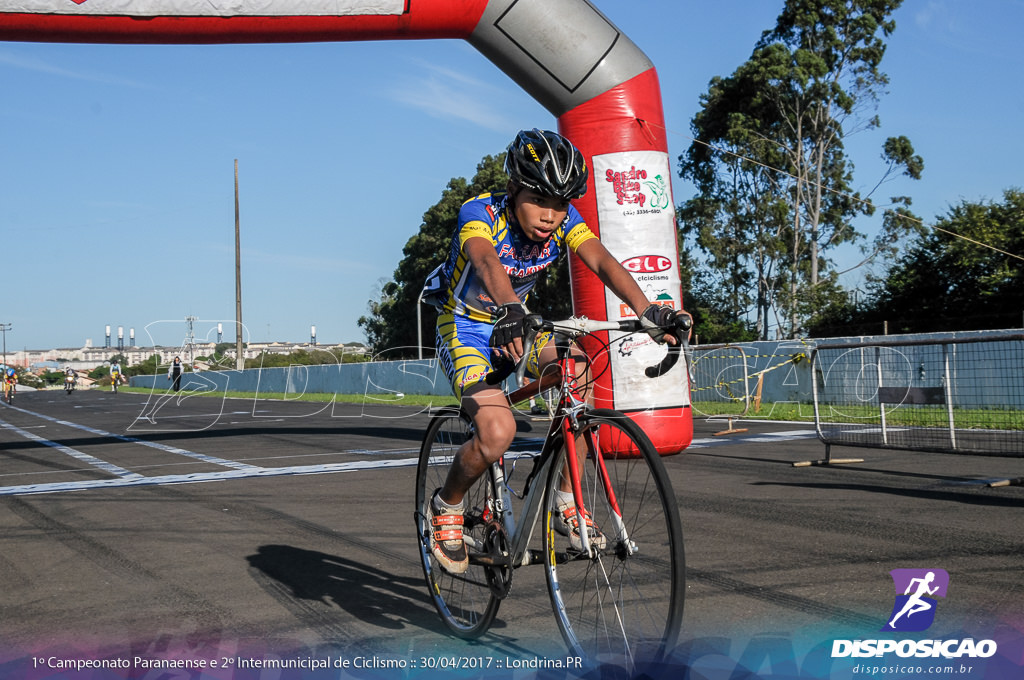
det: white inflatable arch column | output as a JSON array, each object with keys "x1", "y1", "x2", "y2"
[{"x1": 0, "y1": 0, "x2": 692, "y2": 453}]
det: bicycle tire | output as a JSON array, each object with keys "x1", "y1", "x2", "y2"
[
  {"x1": 543, "y1": 408, "x2": 685, "y2": 668},
  {"x1": 415, "y1": 408, "x2": 501, "y2": 638}
]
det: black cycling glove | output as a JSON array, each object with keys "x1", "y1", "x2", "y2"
[
  {"x1": 640, "y1": 304, "x2": 677, "y2": 343},
  {"x1": 489, "y1": 303, "x2": 529, "y2": 348}
]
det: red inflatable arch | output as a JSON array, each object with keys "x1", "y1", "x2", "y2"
[{"x1": 0, "y1": 0, "x2": 692, "y2": 453}]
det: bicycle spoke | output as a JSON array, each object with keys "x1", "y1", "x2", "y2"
[
  {"x1": 415, "y1": 409, "x2": 501, "y2": 638},
  {"x1": 543, "y1": 409, "x2": 684, "y2": 670}
]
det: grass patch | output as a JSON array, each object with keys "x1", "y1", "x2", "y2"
[
  {"x1": 687, "y1": 400, "x2": 1024, "y2": 430},
  {"x1": 117, "y1": 387, "x2": 1022, "y2": 430},
  {"x1": 117, "y1": 386, "x2": 459, "y2": 408},
  {"x1": 691, "y1": 401, "x2": 817, "y2": 422}
]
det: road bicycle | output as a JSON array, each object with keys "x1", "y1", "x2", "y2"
[
  {"x1": 111, "y1": 372, "x2": 120, "y2": 394},
  {"x1": 3, "y1": 381, "x2": 14, "y2": 405},
  {"x1": 414, "y1": 315, "x2": 689, "y2": 670}
]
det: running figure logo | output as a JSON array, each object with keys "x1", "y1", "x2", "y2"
[{"x1": 882, "y1": 569, "x2": 949, "y2": 632}]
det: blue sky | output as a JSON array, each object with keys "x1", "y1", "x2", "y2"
[{"x1": 1, "y1": 0, "x2": 1021, "y2": 351}]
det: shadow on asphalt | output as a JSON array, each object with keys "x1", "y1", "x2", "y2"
[
  {"x1": 751, "y1": 480, "x2": 1024, "y2": 507},
  {"x1": 245, "y1": 545, "x2": 552, "y2": 660},
  {"x1": 247, "y1": 544, "x2": 439, "y2": 632}
]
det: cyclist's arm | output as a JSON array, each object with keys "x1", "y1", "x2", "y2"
[
  {"x1": 574, "y1": 239, "x2": 647, "y2": 313},
  {"x1": 576, "y1": 239, "x2": 679, "y2": 345},
  {"x1": 463, "y1": 235, "x2": 527, "y2": 359},
  {"x1": 463, "y1": 236, "x2": 520, "y2": 306}
]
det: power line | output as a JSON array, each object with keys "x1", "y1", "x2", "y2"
[{"x1": 648, "y1": 119, "x2": 1024, "y2": 263}]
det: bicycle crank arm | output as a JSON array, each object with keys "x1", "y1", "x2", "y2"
[
  {"x1": 468, "y1": 553, "x2": 513, "y2": 567},
  {"x1": 471, "y1": 549, "x2": 547, "y2": 567}
]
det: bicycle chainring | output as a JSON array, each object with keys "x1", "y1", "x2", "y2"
[{"x1": 483, "y1": 523, "x2": 513, "y2": 599}]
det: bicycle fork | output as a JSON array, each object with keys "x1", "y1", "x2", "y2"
[{"x1": 561, "y1": 415, "x2": 632, "y2": 558}]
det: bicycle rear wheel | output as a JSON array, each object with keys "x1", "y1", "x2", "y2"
[
  {"x1": 415, "y1": 408, "x2": 501, "y2": 638},
  {"x1": 543, "y1": 408, "x2": 684, "y2": 668}
]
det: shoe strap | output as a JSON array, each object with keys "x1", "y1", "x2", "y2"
[
  {"x1": 560, "y1": 505, "x2": 597, "y2": 531},
  {"x1": 432, "y1": 513, "x2": 464, "y2": 542}
]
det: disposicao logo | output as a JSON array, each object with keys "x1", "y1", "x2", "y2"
[
  {"x1": 831, "y1": 568, "x2": 998, "y2": 660},
  {"x1": 883, "y1": 568, "x2": 949, "y2": 632}
]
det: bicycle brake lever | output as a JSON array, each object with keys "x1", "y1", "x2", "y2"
[
  {"x1": 643, "y1": 315, "x2": 691, "y2": 379},
  {"x1": 644, "y1": 342, "x2": 681, "y2": 378}
]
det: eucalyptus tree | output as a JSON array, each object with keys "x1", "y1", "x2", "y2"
[{"x1": 680, "y1": 0, "x2": 922, "y2": 339}]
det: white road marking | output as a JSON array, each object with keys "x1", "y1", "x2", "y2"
[
  {"x1": 0, "y1": 403, "x2": 820, "y2": 497},
  {"x1": 0, "y1": 458, "x2": 420, "y2": 496},
  {"x1": 0, "y1": 420, "x2": 143, "y2": 480},
  {"x1": 2, "y1": 406, "x2": 258, "y2": 471}
]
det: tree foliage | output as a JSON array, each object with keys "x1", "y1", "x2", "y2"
[
  {"x1": 359, "y1": 154, "x2": 505, "y2": 355},
  {"x1": 243, "y1": 348, "x2": 367, "y2": 369},
  {"x1": 811, "y1": 189, "x2": 1024, "y2": 335},
  {"x1": 125, "y1": 354, "x2": 162, "y2": 378},
  {"x1": 679, "y1": 0, "x2": 921, "y2": 339},
  {"x1": 358, "y1": 152, "x2": 574, "y2": 356}
]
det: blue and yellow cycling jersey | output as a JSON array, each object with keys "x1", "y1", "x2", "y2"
[{"x1": 425, "y1": 192, "x2": 596, "y2": 322}]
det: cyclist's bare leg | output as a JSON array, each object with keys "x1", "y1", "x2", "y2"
[{"x1": 438, "y1": 383, "x2": 517, "y2": 507}]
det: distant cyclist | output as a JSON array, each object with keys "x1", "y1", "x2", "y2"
[
  {"x1": 420, "y1": 128, "x2": 687, "y2": 573},
  {"x1": 3, "y1": 367, "x2": 17, "y2": 402},
  {"x1": 65, "y1": 366, "x2": 78, "y2": 393},
  {"x1": 109, "y1": 360, "x2": 123, "y2": 392}
]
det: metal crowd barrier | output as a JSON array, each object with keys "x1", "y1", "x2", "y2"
[
  {"x1": 689, "y1": 344, "x2": 751, "y2": 435},
  {"x1": 807, "y1": 333, "x2": 1024, "y2": 476}
]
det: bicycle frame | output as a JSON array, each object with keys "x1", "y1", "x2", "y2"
[
  {"x1": 474, "y1": 318, "x2": 645, "y2": 568},
  {"x1": 418, "y1": 311, "x2": 689, "y2": 663}
]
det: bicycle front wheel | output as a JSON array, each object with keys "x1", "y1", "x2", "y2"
[
  {"x1": 543, "y1": 408, "x2": 684, "y2": 668},
  {"x1": 415, "y1": 408, "x2": 501, "y2": 638}
]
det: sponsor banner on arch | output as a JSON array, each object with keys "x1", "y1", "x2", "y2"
[
  {"x1": 0, "y1": 0, "x2": 405, "y2": 16},
  {"x1": 592, "y1": 149, "x2": 687, "y2": 412}
]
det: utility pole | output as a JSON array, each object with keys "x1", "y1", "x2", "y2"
[
  {"x1": 416, "y1": 294, "x2": 423, "y2": 360},
  {"x1": 0, "y1": 323, "x2": 10, "y2": 370},
  {"x1": 234, "y1": 159, "x2": 245, "y2": 370},
  {"x1": 185, "y1": 316, "x2": 197, "y2": 365}
]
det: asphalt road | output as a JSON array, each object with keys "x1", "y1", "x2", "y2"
[{"x1": 1, "y1": 388, "x2": 1022, "y2": 679}]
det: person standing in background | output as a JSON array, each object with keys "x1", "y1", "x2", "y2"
[{"x1": 168, "y1": 356, "x2": 184, "y2": 392}]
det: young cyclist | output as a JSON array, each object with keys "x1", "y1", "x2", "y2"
[
  {"x1": 3, "y1": 367, "x2": 16, "y2": 401},
  {"x1": 423, "y1": 128, "x2": 685, "y2": 574},
  {"x1": 110, "y1": 360, "x2": 122, "y2": 392}
]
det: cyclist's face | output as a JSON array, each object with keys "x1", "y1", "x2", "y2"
[{"x1": 513, "y1": 188, "x2": 570, "y2": 242}]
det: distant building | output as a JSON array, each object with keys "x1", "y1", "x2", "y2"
[{"x1": 9, "y1": 340, "x2": 365, "y2": 373}]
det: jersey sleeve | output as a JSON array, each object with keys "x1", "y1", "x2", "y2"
[
  {"x1": 459, "y1": 219, "x2": 496, "y2": 249},
  {"x1": 563, "y1": 220, "x2": 597, "y2": 252},
  {"x1": 457, "y1": 196, "x2": 499, "y2": 250}
]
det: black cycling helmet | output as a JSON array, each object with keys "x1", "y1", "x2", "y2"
[{"x1": 504, "y1": 129, "x2": 589, "y2": 200}]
